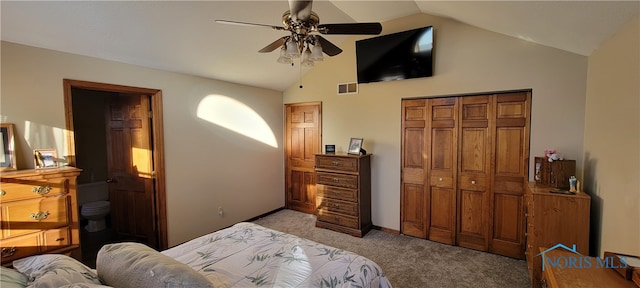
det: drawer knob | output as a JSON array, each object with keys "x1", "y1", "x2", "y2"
[
  {"x1": 56, "y1": 237, "x2": 65, "y2": 242},
  {"x1": 332, "y1": 178, "x2": 339, "y2": 183},
  {"x1": 331, "y1": 161, "x2": 339, "y2": 166},
  {"x1": 334, "y1": 216, "x2": 340, "y2": 222},
  {"x1": 0, "y1": 189, "x2": 5, "y2": 196},
  {"x1": 471, "y1": 180, "x2": 476, "y2": 185},
  {"x1": 30, "y1": 211, "x2": 50, "y2": 221},
  {"x1": 439, "y1": 178, "x2": 443, "y2": 181},
  {"x1": 32, "y1": 186, "x2": 52, "y2": 195},
  {"x1": 332, "y1": 204, "x2": 340, "y2": 208},
  {"x1": 1, "y1": 247, "x2": 16, "y2": 258}
]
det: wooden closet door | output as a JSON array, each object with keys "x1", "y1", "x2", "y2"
[
  {"x1": 456, "y1": 96, "x2": 493, "y2": 251},
  {"x1": 401, "y1": 99, "x2": 428, "y2": 238},
  {"x1": 426, "y1": 98, "x2": 458, "y2": 244},
  {"x1": 490, "y1": 92, "x2": 530, "y2": 259}
]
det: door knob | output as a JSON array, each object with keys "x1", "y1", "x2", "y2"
[{"x1": 106, "y1": 178, "x2": 116, "y2": 183}]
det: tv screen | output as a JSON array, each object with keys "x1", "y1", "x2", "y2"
[{"x1": 356, "y1": 26, "x2": 433, "y2": 84}]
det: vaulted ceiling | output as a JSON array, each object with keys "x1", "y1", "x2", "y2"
[{"x1": 2, "y1": 1, "x2": 638, "y2": 92}]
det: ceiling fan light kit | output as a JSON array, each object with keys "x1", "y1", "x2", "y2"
[{"x1": 216, "y1": 0, "x2": 381, "y2": 67}]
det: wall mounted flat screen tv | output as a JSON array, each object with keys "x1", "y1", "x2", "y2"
[{"x1": 356, "y1": 26, "x2": 433, "y2": 84}]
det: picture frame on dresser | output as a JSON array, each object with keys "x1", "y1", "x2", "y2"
[
  {"x1": 34, "y1": 148, "x2": 58, "y2": 168},
  {"x1": 0, "y1": 123, "x2": 17, "y2": 171},
  {"x1": 347, "y1": 138, "x2": 363, "y2": 155}
]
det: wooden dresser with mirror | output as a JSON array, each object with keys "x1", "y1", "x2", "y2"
[{"x1": 0, "y1": 167, "x2": 82, "y2": 265}]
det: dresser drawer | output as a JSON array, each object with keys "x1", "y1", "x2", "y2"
[
  {"x1": 0, "y1": 233, "x2": 40, "y2": 263},
  {"x1": 317, "y1": 172, "x2": 358, "y2": 189},
  {"x1": 316, "y1": 156, "x2": 358, "y2": 172},
  {"x1": 317, "y1": 185, "x2": 358, "y2": 202},
  {"x1": 0, "y1": 178, "x2": 66, "y2": 202},
  {"x1": 317, "y1": 198, "x2": 358, "y2": 216},
  {"x1": 1, "y1": 195, "x2": 70, "y2": 238},
  {"x1": 317, "y1": 211, "x2": 359, "y2": 229},
  {"x1": 43, "y1": 227, "x2": 71, "y2": 252}
]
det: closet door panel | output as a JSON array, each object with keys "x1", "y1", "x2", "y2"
[
  {"x1": 457, "y1": 96, "x2": 492, "y2": 251},
  {"x1": 490, "y1": 92, "x2": 530, "y2": 259},
  {"x1": 426, "y1": 98, "x2": 457, "y2": 244},
  {"x1": 401, "y1": 100, "x2": 428, "y2": 238}
]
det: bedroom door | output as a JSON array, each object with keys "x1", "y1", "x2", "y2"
[
  {"x1": 105, "y1": 93, "x2": 157, "y2": 248},
  {"x1": 284, "y1": 102, "x2": 322, "y2": 214}
]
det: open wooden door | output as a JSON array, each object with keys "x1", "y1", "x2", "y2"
[
  {"x1": 284, "y1": 102, "x2": 322, "y2": 214},
  {"x1": 105, "y1": 93, "x2": 157, "y2": 248}
]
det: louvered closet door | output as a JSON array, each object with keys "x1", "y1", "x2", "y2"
[
  {"x1": 401, "y1": 99, "x2": 428, "y2": 238},
  {"x1": 456, "y1": 96, "x2": 493, "y2": 251},
  {"x1": 490, "y1": 92, "x2": 530, "y2": 259},
  {"x1": 426, "y1": 98, "x2": 458, "y2": 245}
]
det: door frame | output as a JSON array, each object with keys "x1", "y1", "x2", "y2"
[{"x1": 62, "y1": 79, "x2": 168, "y2": 250}]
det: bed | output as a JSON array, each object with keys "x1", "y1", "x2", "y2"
[{"x1": 2, "y1": 222, "x2": 392, "y2": 288}]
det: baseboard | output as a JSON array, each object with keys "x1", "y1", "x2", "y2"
[
  {"x1": 373, "y1": 225, "x2": 400, "y2": 235},
  {"x1": 244, "y1": 207, "x2": 285, "y2": 222}
]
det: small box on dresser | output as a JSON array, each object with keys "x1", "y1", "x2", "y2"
[
  {"x1": 0, "y1": 167, "x2": 82, "y2": 265},
  {"x1": 314, "y1": 154, "x2": 371, "y2": 237}
]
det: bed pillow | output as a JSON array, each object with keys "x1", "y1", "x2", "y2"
[
  {"x1": 1, "y1": 266, "x2": 29, "y2": 288},
  {"x1": 96, "y1": 242, "x2": 213, "y2": 288},
  {"x1": 12, "y1": 254, "x2": 102, "y2": 288}
]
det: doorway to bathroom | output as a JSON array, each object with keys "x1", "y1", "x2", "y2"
[{"x1": 63, "y1": 79, "x2": 167, "y2": 266}]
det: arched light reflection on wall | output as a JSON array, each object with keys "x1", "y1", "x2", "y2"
[{"x1": 196, "y1": 95, "x2": 278, "y2": 148}]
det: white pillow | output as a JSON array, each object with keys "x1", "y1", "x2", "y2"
[
  {"x1": 0, "y1": 266, "x2": 29, "y2": 288},
  {"x1": 12, "y1": 254, "x2": 102, "y2": 288},
  {"x1": 96, "y1": 242, "x2": 213, "y2": 288}
]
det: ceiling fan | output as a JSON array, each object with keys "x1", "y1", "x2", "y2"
[{"x1": 216, "y1": 0, "x2": 382, "y2": 66}]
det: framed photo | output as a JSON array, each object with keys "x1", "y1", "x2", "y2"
[
  {"x1": 347, "y1": 138, "x2": 363, "y2": 155},
  {"x1": 0, "y1": 123, "x2": 17, "y2": 171},
  {"x1": 325, "y1": 144, "x2": 336, "y2": 153},
  {"x1": 34, "y1": 149, "x2": 58, "y2": 169}
]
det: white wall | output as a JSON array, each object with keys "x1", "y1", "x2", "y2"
[
  {"x1": 284, "y1": 13, "x2": 588, "y2": 231},
  {"x1": 584, "y1": 15, "x2": 639, "y2": 256},
  {"x1": 1, "y1": 41, "x2": 285, "y2": 246}
]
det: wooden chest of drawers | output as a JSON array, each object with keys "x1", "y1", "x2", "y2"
[
  {"x1": 525, "y1": 182, "x2": 590, "y2": 287},
  {"x1": 0, "y1": 167, "x2": 82, "y2": 265},
  {"x1": 315, "y1": 154, "x2": 371, "y2": 237}
]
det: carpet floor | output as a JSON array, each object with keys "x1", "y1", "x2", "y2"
[{"x1": 252, "y1": 209, "x2": 530, "y2": 288}]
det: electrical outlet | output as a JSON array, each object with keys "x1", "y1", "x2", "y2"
[{"x1": 218, "y1": 206, "x2": 223, "y2": 216}]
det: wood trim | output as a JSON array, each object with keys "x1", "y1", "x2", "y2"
[{"x1": 62, "y1": 79, "x2": 168, "y2": 250}]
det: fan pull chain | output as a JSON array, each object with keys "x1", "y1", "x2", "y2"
[{"x1": 298, "y1": 59, "x2": 304, "y2": 89}]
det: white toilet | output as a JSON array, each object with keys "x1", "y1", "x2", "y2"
[
  {"x1": 81, "y1": 201, "x2": 111, "y2": 232},
  {"x1": 78, "y1": 182, "x2": 111, "y2": 232}
]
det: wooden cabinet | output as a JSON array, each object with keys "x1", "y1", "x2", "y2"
[
  {"x1": 315, "y1": 154, "x2": 371, "y2": 237},
  {"x1": 534, "y1": 157, "x2": 576, "y2": 190},
  {"x1": 525, "y1": 182, "x2": 590, "y2": 288},
  {"x1": 401, "y1": 91, "x2": 531, "y2": 259},
  {"x1": 0, "y1": 167, "x2": 82, "y2": 265}
]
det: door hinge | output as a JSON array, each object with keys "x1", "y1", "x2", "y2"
[{"x1": 149, "y1": 112, "x2": 153, "y2": 118}]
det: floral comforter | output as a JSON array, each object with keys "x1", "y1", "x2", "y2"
[{"x1": 162, "y1": 222, "x2": 392, "y2": 288}]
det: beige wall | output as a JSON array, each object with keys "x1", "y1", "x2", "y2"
[
  {"x1": 1, "y1": 41, "x2": 285, "y2": 246},
  {"x1": 584, "y1": 15, "x2": 639, "y2": 256},
  {"x1": 284, "y1": 13, "x2": 588, "y2": 230}
]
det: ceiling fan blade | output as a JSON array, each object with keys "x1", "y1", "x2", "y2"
[
  {"x1": 316, "y1": 36, "x2": 342, "y2": 56},
  {"x1": 259, "y1": 37, "x2": 288, "y2": 53},
  {"x1": 318, "y1": 23, "x2": 382, "y2": 35},
  {"x1": 288, "y1": 0, "x2": 313, "y2": 21},
  {"x1": 215, "y1": 20, "x2": 285, "y2": 31}
]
